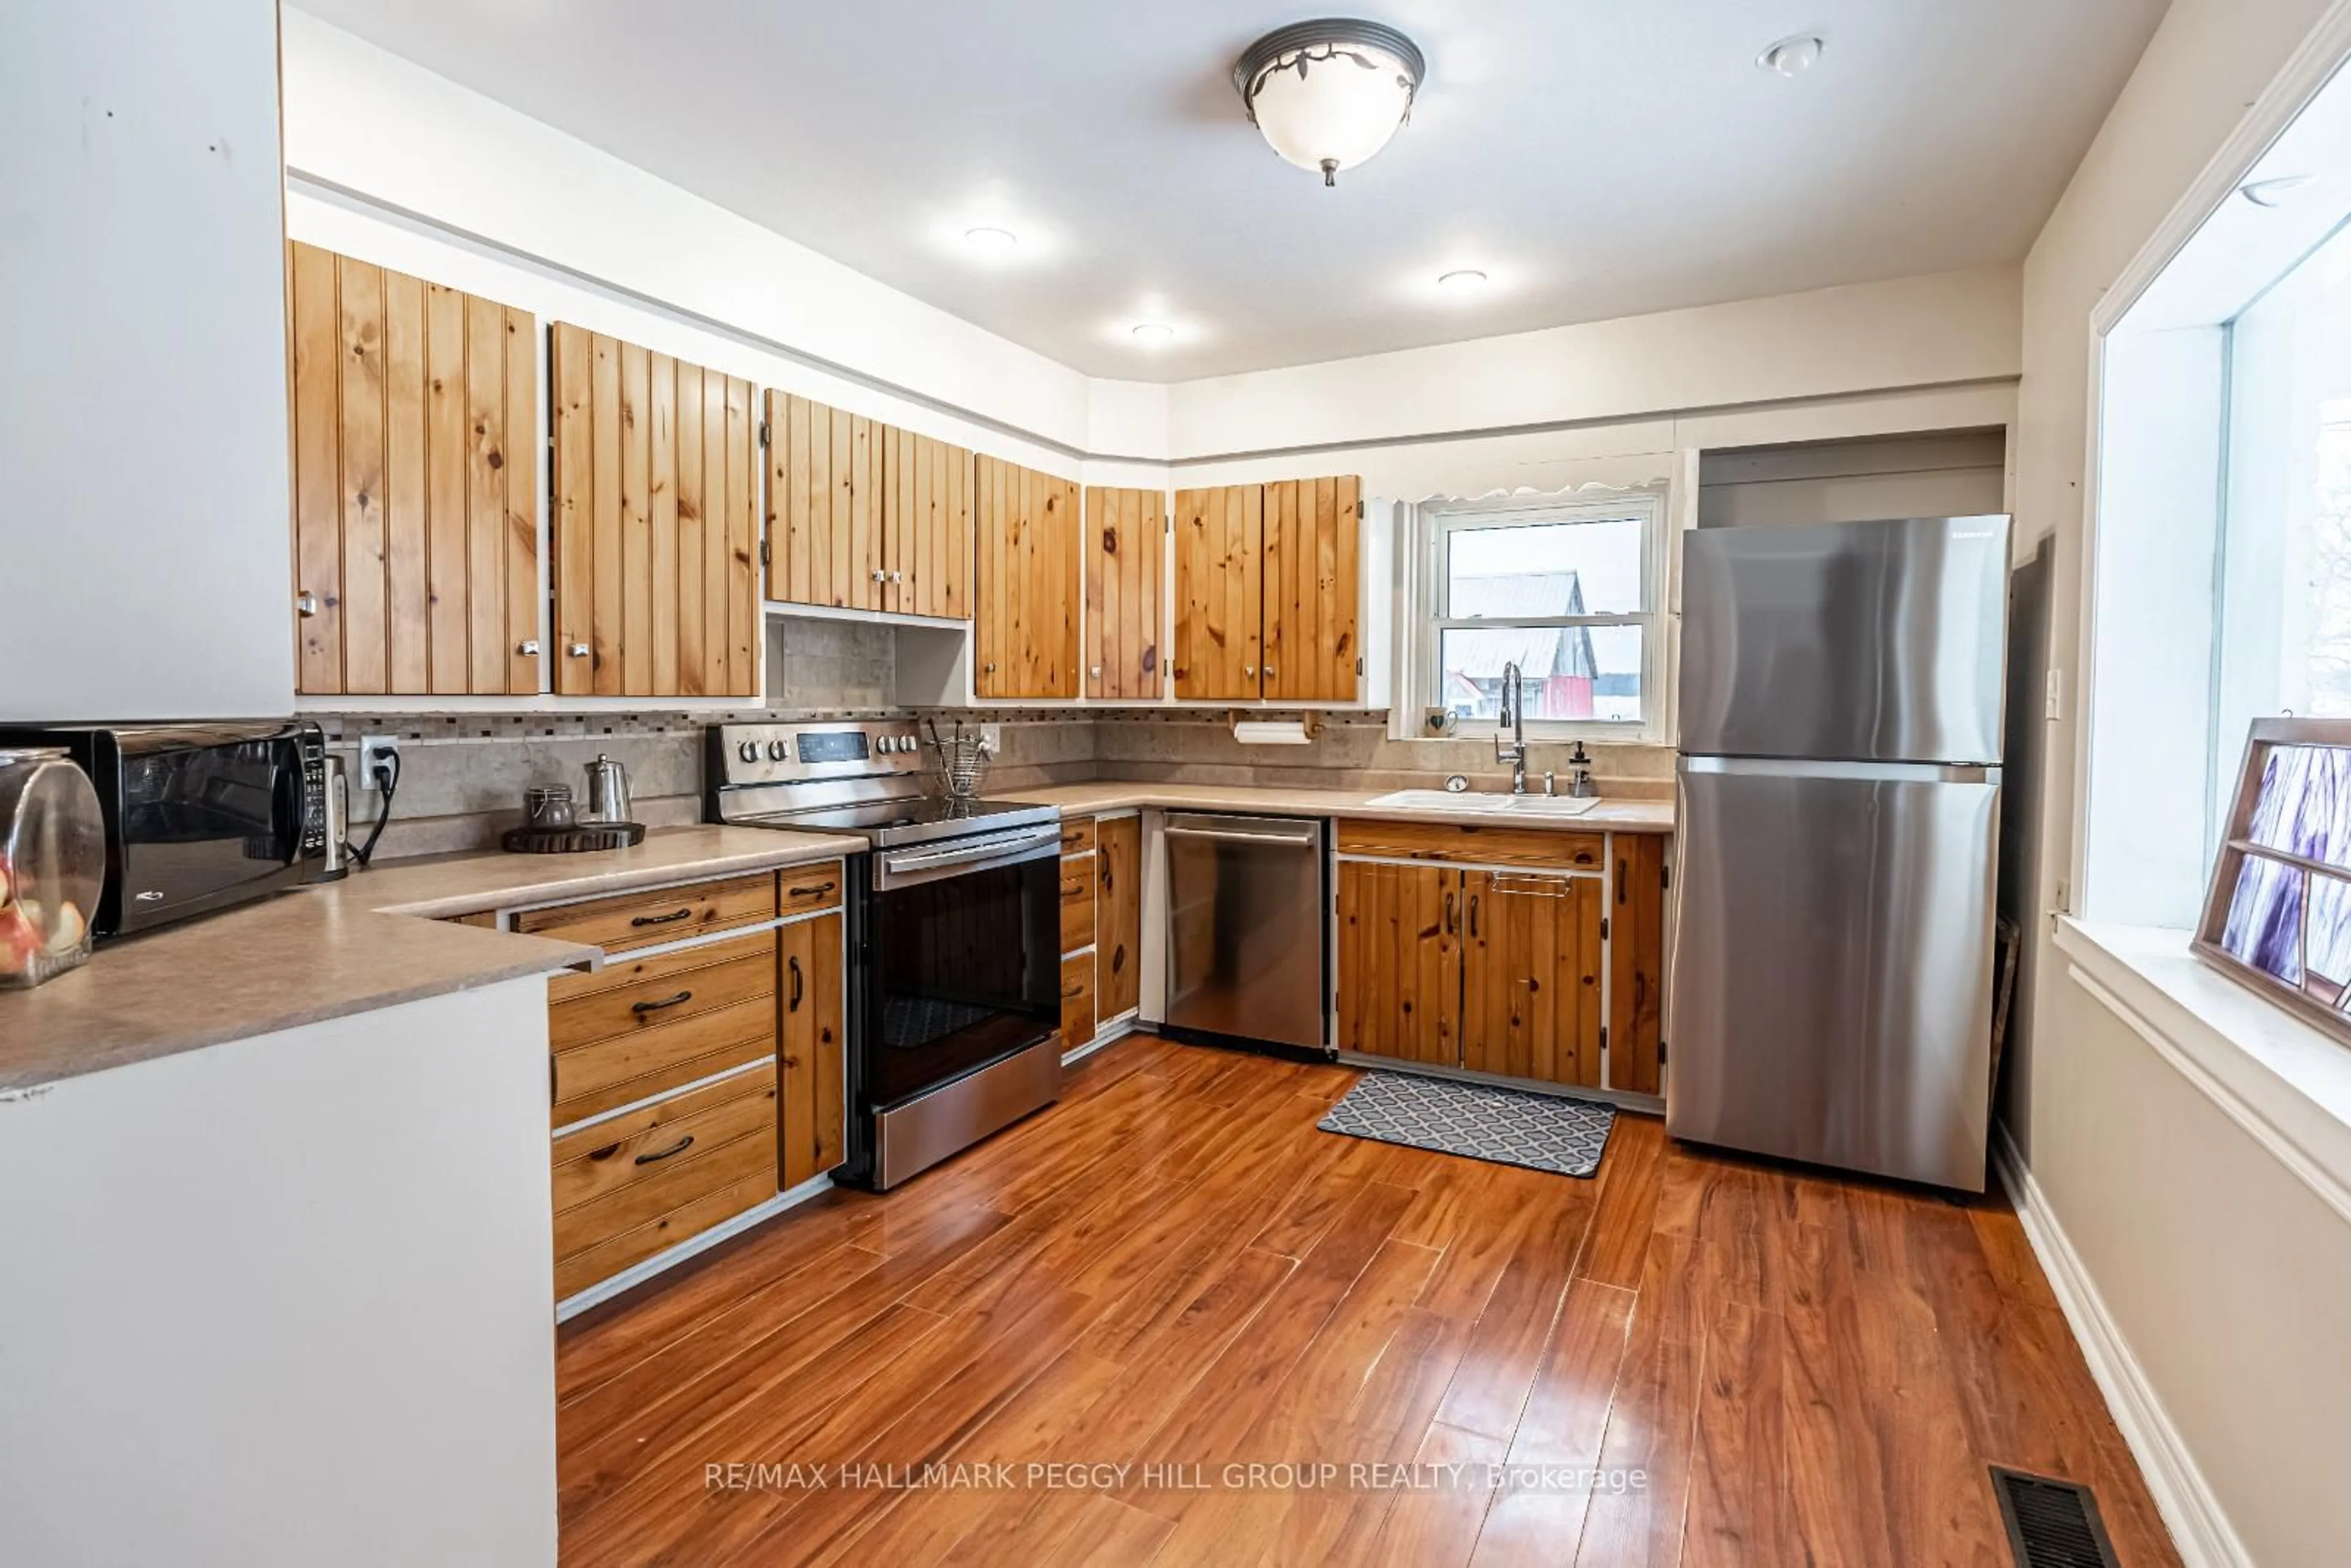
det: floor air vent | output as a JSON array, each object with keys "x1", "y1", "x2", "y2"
[{"x1": 1990, "y1": 1466, "x2": 2121, "y2": 1568}]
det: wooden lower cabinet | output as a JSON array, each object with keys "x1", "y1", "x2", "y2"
[
  {"x1": 1057, "y1": 821, "x2": 1097, "y2": 1051},
  {"x1": 1095, "y1": 816, "x2": 1142, "y2": 1021},
  {"x1": 1337, "y1": 822, "x2": 1665, "y2": 1095},
  {"x1": 1335, "y1": 859, "x2": 1459, "y2": 1066},
  {"x1": 778, "y1": 910, "x2": 846, "y2": 1190},
  {"x1": 525, "y1": 868, "x2": 846, "y2": 1305},
  {"x1": 1461, "y1": 869, "x2": 1603, "y2": 1088}
]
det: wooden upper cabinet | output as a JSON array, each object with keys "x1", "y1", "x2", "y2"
[
  {"x1": 549, "y1": 324, "x2": 759, "y2": 698},
  {"x1": 1172, "y1": 484, "x2": 1262, "y2": 701},
  {"x1": 1173, "y1": 476, "x2": 1360, "y2": 703},
  {"x1": 767, "y1": 392, "x2": 972, "y2": 620},
  {"x1": 288, "y1": 241, "x2": 539, "y2": 696},
  {"x1": 1263, "y1": 475, "x2": 1362, "y2": 702},
  {"x1": 1085, "y1": 487, "x2": 1166, "y2": 700},
  {"x1": 975, "y1": 456, "x2": 1081, "y2": 699}
]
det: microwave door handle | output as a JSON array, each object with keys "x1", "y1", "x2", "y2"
[{"x1": 272, "y1": 760, "x2": 306, "y2": 865}]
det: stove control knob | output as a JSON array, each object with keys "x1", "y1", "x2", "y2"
[
  {"x1": 768, "y1": 739, "x2": 790, "y2": 760},
  {"x1": 737, "y1": 741, "x2": 760, "y2": 764},
  {"x1": 878, "y1": 735, "x2": 898, "y2": 754}
]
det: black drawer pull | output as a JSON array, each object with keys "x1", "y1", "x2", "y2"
[
  {"x1": 633, "y1": 1134, "x2": 694, "y2": 1166},
  {"x1": 630, "y1": 907, "x2": 694, "y2": 928},
  {"x1": 1468, "y1": 894, "x2": 1479, "y2": 938},
  {"x1": 788, "y1": 954, "x2": 804, "y2": 1011},
  {"x1": 631, "y1": 989, "x2": 692, "y2": 1015},
  {"x1": 788, "y1": 879, "x2": 837, "y2": 898}
]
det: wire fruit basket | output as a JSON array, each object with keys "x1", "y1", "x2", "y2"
[{"x1": 925, "y1": 719, "x2": 993, "y2": 800}]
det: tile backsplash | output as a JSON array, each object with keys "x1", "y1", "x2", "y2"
[{"x1": 312, "y1": 702, "x2": 1667, "y2": 864}]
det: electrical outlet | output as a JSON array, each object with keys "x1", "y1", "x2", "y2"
[
  {"x1": 2044, "y1": 667, "x2": 2064, "y2": 721},
  {"x1": 358, "y1": 737, "x2": 400, "y2": 793},
  {"x1": 979, "y1": 724, "x2": 1003, "y2": 753}
]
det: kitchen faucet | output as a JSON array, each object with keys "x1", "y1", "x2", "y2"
[{"x1": 1495, "y1": 661, "x2": 1529, "y2": 794}]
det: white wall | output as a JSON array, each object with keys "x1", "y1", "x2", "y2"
[
  {"x1": 1695, "y1": 430, "x2": 2009, "y2": 528},
  {"x1": 2012, "y1": 0, "x2": 2351, "y2": 1561},
  {"x1": 280, "y1": 10, "x2": 1109, "y2": 463},
  {"x1": 1163, "y1": 266, "x2": 2022, "y2": 459},
  {"x1": 1, "y1": 0, "x2": 296, "y2": 721},
  {"x1": 0, "y1": 978, "x2": 559, "y2": 1568}
]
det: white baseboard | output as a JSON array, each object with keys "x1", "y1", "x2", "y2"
[
  {"x1": 1063, "y1": 1011, "x2": 1144, "y2": 1067},
  {"x1": 1992, "y1": 1127, "x2": 2246, "y2": 1567}
]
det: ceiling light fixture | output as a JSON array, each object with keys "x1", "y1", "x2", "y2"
[
  {"x1": 2240, "y1": 174, "x2": 2315, "y2": 208},
  {"x1": 1437, "y1": 268, "x2": 1489, "y2": 294},
  {"x1": 1757, "y1": 34, "x2": 1824, "y2": 77},
  {"x1": 1130, "y1": 323, "x2": 1176, "y2": 345},
  {"x1": 962, "y1": 226, "x2": 1018, "y2": 252},
  {"x1": 1234, "y1": 19, "x2": 1426, "y2": 187}
]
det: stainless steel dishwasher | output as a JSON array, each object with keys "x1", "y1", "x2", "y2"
[{"x1": 1161, "y1": 812, "x2": 1327, "y2": 1052}]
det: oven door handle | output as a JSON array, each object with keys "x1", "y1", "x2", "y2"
[{"x1": 877, "y1": 823, "x2": 1062, "y2": 884}]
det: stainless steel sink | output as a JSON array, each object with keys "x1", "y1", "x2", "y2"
[{"x1": 1364, "y1": 789, "x2": 1601, "y2": 817}]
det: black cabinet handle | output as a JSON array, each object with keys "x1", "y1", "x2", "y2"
[
  {"x1": 788, "y1": 954, "x2": 804, "y2": 1011},
  {"x1": 631, "y1": 989, "x2": 692, "y2": 1015},
  {"x1": 1443, "y1": 891, "x2": 1457, "y2": 936},
  {"x1": 1469, "y1": 895, "x2": 1479, "y2": 939},
  {"x1": 788, "y1": 880, "x2": 837, "y2": 898},
  {"x1": 633, "y1": 1134, "x2": 694, "y2": 1166},
  {"x1": 630, "y1": 907, "x2": 693, "y2": 928},
  {"x1": 1617, "y1": 858, "x2": 1628, "y2": 905}
]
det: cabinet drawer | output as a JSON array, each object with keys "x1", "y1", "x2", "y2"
[
  {"x1": 516, "y1": 874, "x2": 776, "y2": 956},
  {"x1": 1059, "y1": 864, "x2": 1096, "y2": 954},
  {"x1": 778, "y1": 861, "x2": 846, "y2": 917},
  {"x1": 1337, "y1": 818, "x2": 1604, "y2": 871},
  {"x1": 549, "y1": 931, "x2": 775, "y2": 1048},
  {"x1": 549, "y1": 926, "x2": 771, "y2": 1005},
  {"x1": 553, "y1": 1143, "x2": 777, "y2": 1300},
  {"x1": 1060, "y1": 951, "x2": 1095, "y2": 1049},
  {"x1": 550, "y1": 1064, "x2": 777, "y2": 1218},
  {"x1": 1058, "y1": 817, "x2": 1097, "y2": 856},
  {"x1": 552, "y1": 993, "x2": 776, "y2": 1127}
]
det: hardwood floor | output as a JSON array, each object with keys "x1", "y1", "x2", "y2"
[{"x1": 555, "y1": 1037, "x2": 2181, "y2": 1567}]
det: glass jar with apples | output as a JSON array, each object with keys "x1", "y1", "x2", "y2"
[{"x1": 0, "y1": 748, "x2": 103, "y2": 988}]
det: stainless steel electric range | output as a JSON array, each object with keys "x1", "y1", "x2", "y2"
[{"x1": 705, "y1": 720, "x2": 1065, "y2": 1190}]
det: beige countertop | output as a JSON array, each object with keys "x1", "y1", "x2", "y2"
[
  {"x1": 0, "y1": 825, "x2": 863, "y2": 1095},
  {"x1": 1003, "y1": 781, "x2": 1677, "y2": 835}
]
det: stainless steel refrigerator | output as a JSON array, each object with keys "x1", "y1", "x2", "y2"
[{"x1": 1668, "y1": 514, "x2": 2010, "y2": 1191}]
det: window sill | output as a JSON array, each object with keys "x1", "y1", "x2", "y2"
[{"x1": 2054, "y1": 917, "x2": 2351, "y2": 1223}]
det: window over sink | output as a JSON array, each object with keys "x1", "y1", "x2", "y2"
[{"x1": 1400, "y1": 488, "x2": 1669, "y2": 743}]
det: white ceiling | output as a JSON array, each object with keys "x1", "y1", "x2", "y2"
[{"x1": 292, "y1": 1, "x2": 2169, "y2": 382}]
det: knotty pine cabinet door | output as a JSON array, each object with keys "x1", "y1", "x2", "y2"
[
  {"x1": 1172, "y1": 484, "x2": 1262, "y2": 701},
  {"x1": 549, "y1": 324, "x2": 760, "y2": 697},
  {"x1": 975, "y1": 457, "x2": 1081, "y2": 699},
  {"x1": 1262, "y1": 475, "x2": 1362, "y2": 702},
  {"x1": 1085, "y1": 486, "x2": 1166, "y2": 700},
  {"x1": 1608, "y1": 835, "x2": 1667, "y2": 1095},
  {"x1": 767, "y1": 391, "x2": 879, "y2": 613},
  {"x1": 1460, "y1": 868, "x2": 1605, "y2": 1088},
  {"x1": 881, "y1": 424, "x2": 974, "y2": 619},
  {"x1": 1095, "y1": 815, "x2": 1142, "y2": 1021},
  {"x1": 1172, "y1": 477, "x2": 1360, "y2": 702},
  {"x1": 778, "y1": 911, "x2": 846, "y2": 1190},
  {"x1": 287, "y1": 242, "x2": 538, "y2": 696},
  {"x1": 1335, "y1": 859, "x2": 1461, "y2": 1066}
]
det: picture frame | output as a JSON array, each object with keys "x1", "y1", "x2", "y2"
[{"x1": 2193, "y1": 716, "x2": 2351, "y2": 1043}]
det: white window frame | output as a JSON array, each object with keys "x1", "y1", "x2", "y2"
[{"x1": 1398, "y1": 486, "x2": 1671, "y2": 745}]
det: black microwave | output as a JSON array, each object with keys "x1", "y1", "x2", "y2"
[{"x1": 0, "y1": 721, "x2": 329, "y2": 937}]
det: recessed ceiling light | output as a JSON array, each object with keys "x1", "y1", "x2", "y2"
[
  {"x1": 1437, "y1": 268, "x2": 1489, "y2": 294},
  {"x1": 1757, "y1": 34, "x2": 1824, "y2": 77},
  {"x1": 962, "y1": 226, "x2": 1018, "y2": 252},
  {"x1": 2240, "y1": 175, "x2": 2315, "y2": 208},
  {"x1": 1130, "y1": 323, "x2": 1176, "y2": 345}
]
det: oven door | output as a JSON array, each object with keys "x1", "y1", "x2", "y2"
[{"x1": 862, "y1": 823, "x2": 1063, "y2": 1110}]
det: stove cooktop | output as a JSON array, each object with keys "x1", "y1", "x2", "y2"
[{"x1": 735, "y1": 795, "x2": 1059, "y2": 850}]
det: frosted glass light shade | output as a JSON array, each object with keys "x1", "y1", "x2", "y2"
[{"x1": 1235, "y1": 22, "x2": 1425, "y2": 186}]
